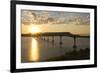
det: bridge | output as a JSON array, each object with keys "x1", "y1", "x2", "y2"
[
  {"x1": 22, "y1": 32, "x2": 89, "y2": 37},
  {"x1": 22, "y1": 32, "x2": 90, "y2": 51}
]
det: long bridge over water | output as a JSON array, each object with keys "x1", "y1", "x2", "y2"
[{"x1": 22, "y1": 32, "x2": 90, "y2": 51}]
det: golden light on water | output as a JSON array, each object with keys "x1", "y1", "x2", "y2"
[
  {"x1": 30, "y1": 38, "x2": 39, "y2": 62},
  {"x1": 29, "y1": 25, "x2": 40, "y2": 61}
]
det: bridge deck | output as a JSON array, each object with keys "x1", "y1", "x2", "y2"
[{"x1": 22, "y1": 32, "x2": 89, "y2": 38}]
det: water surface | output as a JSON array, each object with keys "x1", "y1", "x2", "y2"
[{"x1": 21, "y1": 36, "x2": 90, "y2": 62}]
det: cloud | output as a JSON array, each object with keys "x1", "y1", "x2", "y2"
[
  {"x1": 21, "y1": 10, "x2": 66, "y2": 25},
  {"x1": 21, "y1": 10, "x2": 37, "y2": 24},
  {"x1": 21, "y1": 10, "x2": 90, "y2": 25},
  {"x1": 67, "y1": 15, "x2": 90, "y2": 25}
]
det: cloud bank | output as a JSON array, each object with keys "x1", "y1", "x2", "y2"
[{"x1": 21, "y1": 10, "x2": 90, "y2": 25}]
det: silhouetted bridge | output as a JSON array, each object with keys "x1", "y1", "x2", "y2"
[
  {"x1": 22, "y1": 32, "x2": 89, "y2": 38},
  {"x1": 22, "y1": 32, "x2": 90, "y2": 51}
]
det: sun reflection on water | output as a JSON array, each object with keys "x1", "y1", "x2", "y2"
[{"x1": 30, "y1": 38, "x2": 39, "y2": 62}]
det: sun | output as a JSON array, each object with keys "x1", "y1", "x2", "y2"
[{"x1": 29, "y1": 25, "x2": 40, "y2": 34}]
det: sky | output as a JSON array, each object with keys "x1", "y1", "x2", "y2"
[{"x1": 21, "y1": 10, "x2": 90, "y2": 35}]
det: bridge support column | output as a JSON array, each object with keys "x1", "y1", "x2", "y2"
[
  {"x1": 59, "y1": 36, "x2": 62, "y2": 48},
  {"x1": 52, "y1": 36, "x2": 55, "y2": 47},
  {"x1": 73, "y1": 37, "x2": 77, "y2": 51},
  {"x1": 47, "y1": 36, "x2": 49, "y2": 41},
  {"x1": 43, "y1": 37, "x2": 45, "y2": 40},
  {"x1": 52, "y1": 36, "x2": 54, "y2": 43}
]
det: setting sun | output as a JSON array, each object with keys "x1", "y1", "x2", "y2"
[{"x1": 29, "y1": 25, "x2": 40, "y2": 34}]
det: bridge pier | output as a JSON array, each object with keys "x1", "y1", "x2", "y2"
[
  {"x1": 52, "y1": 36, "x2": 54, "y2": 43},
  {"x1": 47, "y1": 36, "x2": 49, "y2": 41},
  {"x1": 59, "y1": 36, "x2": 63, "y2": 48},
  {"x1": 43, "y1": 37, "x2": 45, "y2": 40},
  {"x1": 73, "y1": 37, "x2": 77, "y2": 51}
]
